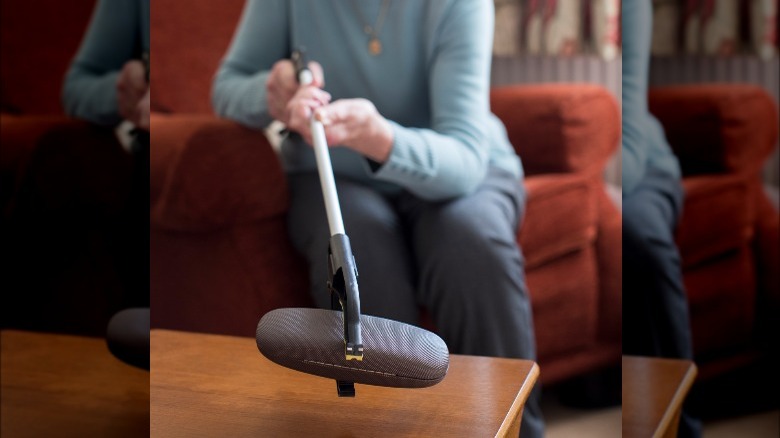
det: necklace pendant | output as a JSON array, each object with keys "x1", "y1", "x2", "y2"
[{"x1": 369, "y1": 38, "x2": 382, "y2": 55}]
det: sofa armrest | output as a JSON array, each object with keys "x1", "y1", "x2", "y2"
[
  {"x1": 150, "y1": 114, "x2": 288, "y2": 232},
  {"x1": 1, "y1": 114, "x2": 129, "y2": 218},
  {"x1": 490, "y1": 84, "x2": 620, "y2": 176},
  {"x1": 649, "y1": 85, "x2": 779, "y2": 176}
]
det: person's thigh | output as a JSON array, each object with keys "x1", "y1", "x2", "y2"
[
  {"x1": 397, "y1": 168, "x2": 535, "y2": 358},
  {"x1": 397, "y1": 168, "x2": 545, "y2": 438},
  {"x1": 622, "y1": 171, "x2": 692, "y2": 358},
  {"x1": 286, "y1": 172, "x2": 418, "y2": 324}
]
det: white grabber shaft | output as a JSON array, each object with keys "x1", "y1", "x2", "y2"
[
  {"x1": 310, "y1": 117, "x2": 345, "y2": 237},
  {"x1": 293, "y1": 51, "x2": 345, "y2": 237}
]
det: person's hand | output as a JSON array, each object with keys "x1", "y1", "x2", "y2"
[
  {"x1": 135, "y1": 89, "x2": 150, "y2": 131},
  {"x1": 314, "y1": 99, "x2": 394, "y2": 163},
  {"x1": 116, "y1": 60, "x2": 148, "y2": 128},
  {"x1": 266, "y1": 59, "x2": 325, "y2": 124},
  {"x1": 285, "y1": 85, "x2": 332, "y2": 141}
]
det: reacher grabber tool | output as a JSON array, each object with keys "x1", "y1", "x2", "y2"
[{"x1": 294, "y1": 48, "x2": 363, "y2": 395}]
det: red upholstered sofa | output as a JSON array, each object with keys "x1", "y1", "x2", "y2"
[
  {"x1": 1, "y1": 0, "x2": 134, "y2": 335},
  {"x1": 650, "y1": 86, "x2": 779, "y2": 398},
  {"x1": 148, "y1": 0, "x2": 622, "y2": 386}
]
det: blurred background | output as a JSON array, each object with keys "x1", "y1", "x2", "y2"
[
  {"x1": 491, "y1": 1, "x2": 778, "y2": 437},
  {"x1": 646, "y1": 0, "x2": 780, "y2": 432},
  {"x1": 1, "y1": 1, "x2": 149, "y2": 436}
]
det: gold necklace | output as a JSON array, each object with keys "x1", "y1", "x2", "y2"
[{"x1": 354, "y1": 0, "x2": 391, "y2": 55}]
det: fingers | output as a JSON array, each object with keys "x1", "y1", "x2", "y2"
[
  {"x1": 116, "y1": 61, "x2": 149, "y2": 124},
  {"x1": 268, "y1": 60, "x2": 298, "y2": 96},
  {"x1": 313, "y1": 101, "x2": 345, "y2": 126},
  {"x1": 266, "y1": 60, "x2": 297, "y2": 122},
  {"x1": 267, "y1": 60, "x2": 329, "y2": 124},
  {"x1": 267, "y1": 60, "x2": 325, "y2": 96},
  {"x1": 117, "y1": 60, "x2": 147, "y2": 93},
  {"x1": 314, "y1": 98, "x2": 369, "y2": 126},
  {"x1": 287, "y1": 86, "x2": 331, "y2": 125},
  {"x1": 312, "y1": 99, "x2": 385, "y2": 153},
  {"x1": 314, "y1": 101, "x2": 357, "y2": 145},
  {"x1": 323, "y1": 123, "x2": 351, "y2": 146},
  {"x1": 308, "y1": 61, "x2": 325, "y2": 88},
  {"x1": 135, "y1": 90, "x2": 151, "y2": 131},
  {"x1": 286, "y1": 86, "x2": 332, "y2": 142}
]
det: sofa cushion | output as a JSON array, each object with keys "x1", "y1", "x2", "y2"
[
  {"x1": 594, "y1": 188, "x2": 622, "y2": 343},
  {"x1": 754, "y1": 192, "x2": 780, "y2": 306},
  {"x1": 685, "y1": 246, "x2": 756, "y2": 356},
  {"x1": 1, "y1": 115, "x2": 130, "y2": 218},
  {"x1": 150, "y1": 114, "x2": 288, "y2": 231},
  {"x1": 1, "y1": 0, "x2": 96, "y2": 114},
  {"x1": 677, "y1": 174, "x2": 755, "y2": 268},
  {"x1": 529, "y1": 246, "x2": 599, "y2": 361},
  {"x1": 650, "y1": 85, "x2": 779, "y2": 175},
  {"x1": 520, "y1": 173, "x2": 598, "y2": 269},
  {"x1": 150, "y1": 0, "x2": 245, "y2": 114},
  {"x1": 150, "y1": 218, "x2": 311, "y2": 337},
  {"x1": 491, "y1": 84, "x2": 620, "y2": 176}
]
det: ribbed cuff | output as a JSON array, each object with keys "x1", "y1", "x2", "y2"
[{"x1": 368, "y1": 120, "x2": 432, "y2": 186}]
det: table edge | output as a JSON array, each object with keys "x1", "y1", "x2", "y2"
[
  {"x1": 653, "y1": 362, "x2": 698, "y2": 438},
  {"x1": 495, "y1": 362, "x2": 539, "y2": 438}
]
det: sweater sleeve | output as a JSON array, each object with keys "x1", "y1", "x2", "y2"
[
  {"x1": 62, "y1": 0, "x2": 140, "y2": 125},
  {"x1": 212, "y1": 0, "x2": 289, "y2": 130},
  {"x1": 371, "y1": 0, "x2": 493, "y2": 200},
  {"x1": 621, "y1": 0, "x2": 652, "y2": 195}
]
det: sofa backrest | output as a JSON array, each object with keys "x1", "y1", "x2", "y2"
[
  {"x1": 491, "y1": 84, "x2": 620, "y2": 176},
  {"x1": 150, "y1": 0, "x2": 245, "y2": 114},
  {"x1": 0, "y1": 0, "x2": 97, "y2": 115}
]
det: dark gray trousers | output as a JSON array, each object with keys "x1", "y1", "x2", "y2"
[
  {"x1": 287, "y1": 167, "x2": 543, "y2": 438},
  {"x1": 622, "y1": 168, "x2": 692, "y2": 359},
  {"x1": 622, "y1": 168, "x2": 701, "y2": 438}
]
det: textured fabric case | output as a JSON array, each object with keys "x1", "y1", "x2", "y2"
[{"x1": 257, "y1": 308, "x2": 449, "y2": 388}]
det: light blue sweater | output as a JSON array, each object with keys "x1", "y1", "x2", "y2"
[
  {"x1": 62, "y1": 0, "x2": 150, "y2": 126},
  {"x1": 621, "y1": 0, "x2": 681, "y2": 195},
  {"x1": 213, "y1": 0, "x2": 522, "y2": 200}
]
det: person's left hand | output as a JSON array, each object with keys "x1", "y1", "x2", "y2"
[
  {"x1": 135, "y1": 89, "x2": 150, "y2": 131},
  {"x1": 116, "y1": 60, "x2": 148, "y2": 127},
  {"x1": 314, "y1": 99, "x2": 394, "y2": 163}
]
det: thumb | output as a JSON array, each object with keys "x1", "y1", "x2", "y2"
[
  {"x1": 308, "y1": 61, "x2": 325, "y2": 88},
  {"x1": 314, "y1": 100, "x2": 349, "y2": 125},
  {"x1": 126, "y1": 60, "x2": 147, "y2": 89}
]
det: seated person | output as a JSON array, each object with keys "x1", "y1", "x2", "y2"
[
  {"x1": 63, "y1": 0, "x2": 150, "y2": 369},
  {"x1": 212, "y1": 1, "x2": 543, "y2": 436}
]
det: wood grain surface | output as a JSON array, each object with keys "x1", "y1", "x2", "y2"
[
  {"x1": 150, "y1": 329, "x2": 539, "y2": 437},
  {"x1": 622, "y1": 355, "x2": 697, "y2": 438},
  {"x1": 1, "y1": 330, "x2": 150, "y2": 437}
]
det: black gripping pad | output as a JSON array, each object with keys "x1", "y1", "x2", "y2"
[{"x1": 257, "y1": 308, "x2": 449, "y2": 388}]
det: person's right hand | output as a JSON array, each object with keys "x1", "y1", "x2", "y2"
[
  {"x1": 285, "y1": 85, "x2": 331, "y2": 143},
  {"x1": 116, "y1": 60, "x2": 148, "y2": 128},
  {"x1": 266, "y1": 59, "x2": 325, "y2": 125}
]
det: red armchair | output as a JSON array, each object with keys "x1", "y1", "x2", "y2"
[
  {"x1": 149, "y1": 87, "x2": 623, "y2": 387},
  {"x1": 1, "y1": 0, "x2": 134, "y2": 335},
  {"x1": 650, "y1": 85, "x2": 779, "y2": 408}
]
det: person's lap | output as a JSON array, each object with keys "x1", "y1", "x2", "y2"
[
  {"x1": 286, "y1": 167, "x2": 543, "y2": 438},
  {"x1": 622, "y1": 168, "x2": 693, "y2": 359},
  {"x1": 286, "y1": 167, "x2": 534, "y2": 350},
  {"x1": 286, "y1": 171, "x2": 419, "y2": 324}
]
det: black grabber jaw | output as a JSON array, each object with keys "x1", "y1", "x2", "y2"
[{"x1": 327, "y1": 233, "x2": 363, "y2": 397}]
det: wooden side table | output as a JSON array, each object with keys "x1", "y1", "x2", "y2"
[
  {"x1": 622, "y1": 355, "x2": 697, "y2": 438},
  {"x1": 150, "y1": 329, "x2": 539, "y2": 437},
  {"x1": 0, "y1": 330, "x2": 150, "y2": 437}
]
